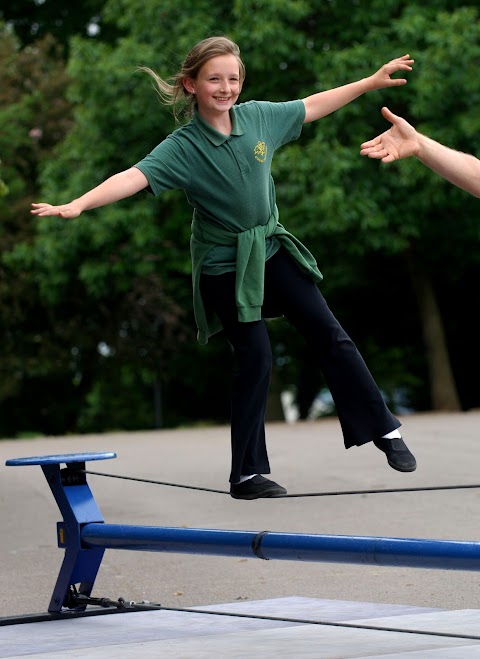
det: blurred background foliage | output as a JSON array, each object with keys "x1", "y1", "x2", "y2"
[{"x1": 1, "y1": 0, "x2": 479, "y2": 437}]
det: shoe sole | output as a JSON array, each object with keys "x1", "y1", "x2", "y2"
[
  {"x1": 387, "y1": 459, "x2": 417, "y2": 473},
  {"x1": 230, "y1": 488, "x2": 287, "y2": 500}
]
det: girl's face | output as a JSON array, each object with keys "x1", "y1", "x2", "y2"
[{"x1": 185, "y1": 54, "x2": 242, "y2": 118}]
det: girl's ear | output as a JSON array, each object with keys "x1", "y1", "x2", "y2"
[{"x1": 183, "y1": 77, "x2": 195, "y2": 94}]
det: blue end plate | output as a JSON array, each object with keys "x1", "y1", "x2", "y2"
[{"x1": 5, "y1": 452, "x2": 117, "y2": 466}]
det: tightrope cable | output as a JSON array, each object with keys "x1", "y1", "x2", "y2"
[
  {"x1": 162, "y1": 605, "x2": 480, "y2": 642},
  {"x1": 58, "y1": 591, "x2": 480, "y2": 642},
  {"x1": 84, "y1": 470, "x2": 480, "y2": 498}
]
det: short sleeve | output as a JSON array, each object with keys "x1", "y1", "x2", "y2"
[
  {"x1": 134, "y1": 135, "x2": 191, "y2": 197},
  {"x1": 254, "y1": 99, "x2": 305, "y2": 148}
]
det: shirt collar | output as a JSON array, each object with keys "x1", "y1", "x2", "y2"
[{"x1": 191, "y1": 105, "x2": 245, "y2": 145}]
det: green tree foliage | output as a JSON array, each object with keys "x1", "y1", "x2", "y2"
[
  {"x1": 2, "y1": 1, "x2": 480, "y2": 437},
  {"x1": 5, "y1": 3, "x2": 235, "y2": 434},
  {"x1": 0, "y1": 0, "x2": 116, "y2": 50},
  {"x1": 276, "y1": 5, "x2": 480, "y2": 411},
  {"x1": 0, "y1": 25, "x2": 81, "y2": 436}
]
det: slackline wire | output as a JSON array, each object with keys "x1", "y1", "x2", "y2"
[
  {"x1": 83, "y1": 470, "x2": 480, "y2": 498},
  {"x1": 147, "y1": 605, "x2": 480, "y2": 642},
  {"x1": 60, "y1": 591, "x2": 480, "y2": 642}
]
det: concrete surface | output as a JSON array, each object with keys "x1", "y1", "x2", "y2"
[
  {"x1": 4, "y1": 597, "x2": 480, "y2": 658},
  {"x1": 2, "y1": 410, "x2": 480, "y2": 618}
]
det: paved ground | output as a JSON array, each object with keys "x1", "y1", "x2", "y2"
[
  {"x1": 5, "y1": 597, "x2": 480, "y2": 658},
  {"x1": 2, "y1": 410, "x2": 480, "y2": 618}
]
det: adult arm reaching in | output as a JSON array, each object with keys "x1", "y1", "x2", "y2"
[{"x1": 360, "y1": 106, "x2": 480, "y2": 198}]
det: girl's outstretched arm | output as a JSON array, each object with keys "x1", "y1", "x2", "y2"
[
  {"x1": 361, "y1": 107, "x2": 480, "y2": 198},
  {"x1": 302, "y1": 55, "x2": 413, "y2": 124},
  {"x1": 30, "y1": 167, "x2": 149, "y2": 218}
]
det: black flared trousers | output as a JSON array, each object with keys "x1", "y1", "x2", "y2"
[{"x1": 200, "y1": 247, "x2": 400, "y2": 483}]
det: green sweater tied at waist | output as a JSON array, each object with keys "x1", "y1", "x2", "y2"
[{"x1": 190, "y1": 206, "x2": 323, "y2": 344}]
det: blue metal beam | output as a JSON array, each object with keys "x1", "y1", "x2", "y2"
[{"x1": 80, "y1": 523, "x2": 480, "y2": 571}]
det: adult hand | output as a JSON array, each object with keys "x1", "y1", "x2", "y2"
[{"x1": 360, "y1": 106, "x2": 420, "y2": 162}]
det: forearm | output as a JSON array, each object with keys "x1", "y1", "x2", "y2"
[
  {"x1": 417, "y1": 135, "x2": 480, "y2": 198},
  {"x1": 303, "y1": 78, "x2": 371, "y2": 123},
  {"x1": 74, "y1": 167, "x2": 148, "y2": 212}
]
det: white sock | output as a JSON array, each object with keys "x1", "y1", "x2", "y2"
[
  {"x1": 235, "y1": 474, "x2": 258, "y2": 484},
  {"x1": 382, "y1": 429, "x2": 402, "y2": 439}
]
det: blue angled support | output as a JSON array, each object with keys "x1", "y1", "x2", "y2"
[{"x1": 6, "y1": 452, "x2": 116, "y2": 612}]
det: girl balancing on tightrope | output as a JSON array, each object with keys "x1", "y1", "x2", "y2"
[{"x1": 31, "y1": 36, "x2": 417, "y2": 499}]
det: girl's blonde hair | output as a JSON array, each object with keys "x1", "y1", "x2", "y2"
[{"x1": 140, "y1": 36, "x2": 245, "y2": 121}]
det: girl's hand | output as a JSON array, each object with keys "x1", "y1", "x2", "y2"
[
  {"x1": 368, "y1": 54, "x2": 414, "y2": 91},
  {"x1": 30, "y1": 202, "x2": 82, "y2": 219}
]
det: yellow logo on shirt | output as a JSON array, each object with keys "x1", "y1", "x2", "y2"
[{"x1": 254, "y1": 141, "x2": 267, "y2": 163}]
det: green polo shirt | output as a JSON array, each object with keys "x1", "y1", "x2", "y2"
[{"x1": 135, "y1": 99, "x2": 323, "y2": 343}]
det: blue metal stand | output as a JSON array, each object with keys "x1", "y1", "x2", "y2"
[
  {"x1": 7, "y1": 451, "x2": 480, "y2": 614},
  {"x1": 6, "y1": 453, "x2": 115, "y2": 612}
]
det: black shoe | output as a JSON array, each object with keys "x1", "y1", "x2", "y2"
[
  {"x1": 230, "y1": 475, "x2": 287, "y2": 500},
  {"x1": 373, "y1": 437, "x2": 417, "y2": 472}
]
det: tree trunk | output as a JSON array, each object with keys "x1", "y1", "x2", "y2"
[
  {"x1": 265, "y1": 363, "x2": 286, "y2": 422},
  {"x1": 405, "y1": 250, "x2": 461, "y2": 411},
  {"x1": 153, "y1": 375, "x2": 163, "y2": 428}
]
